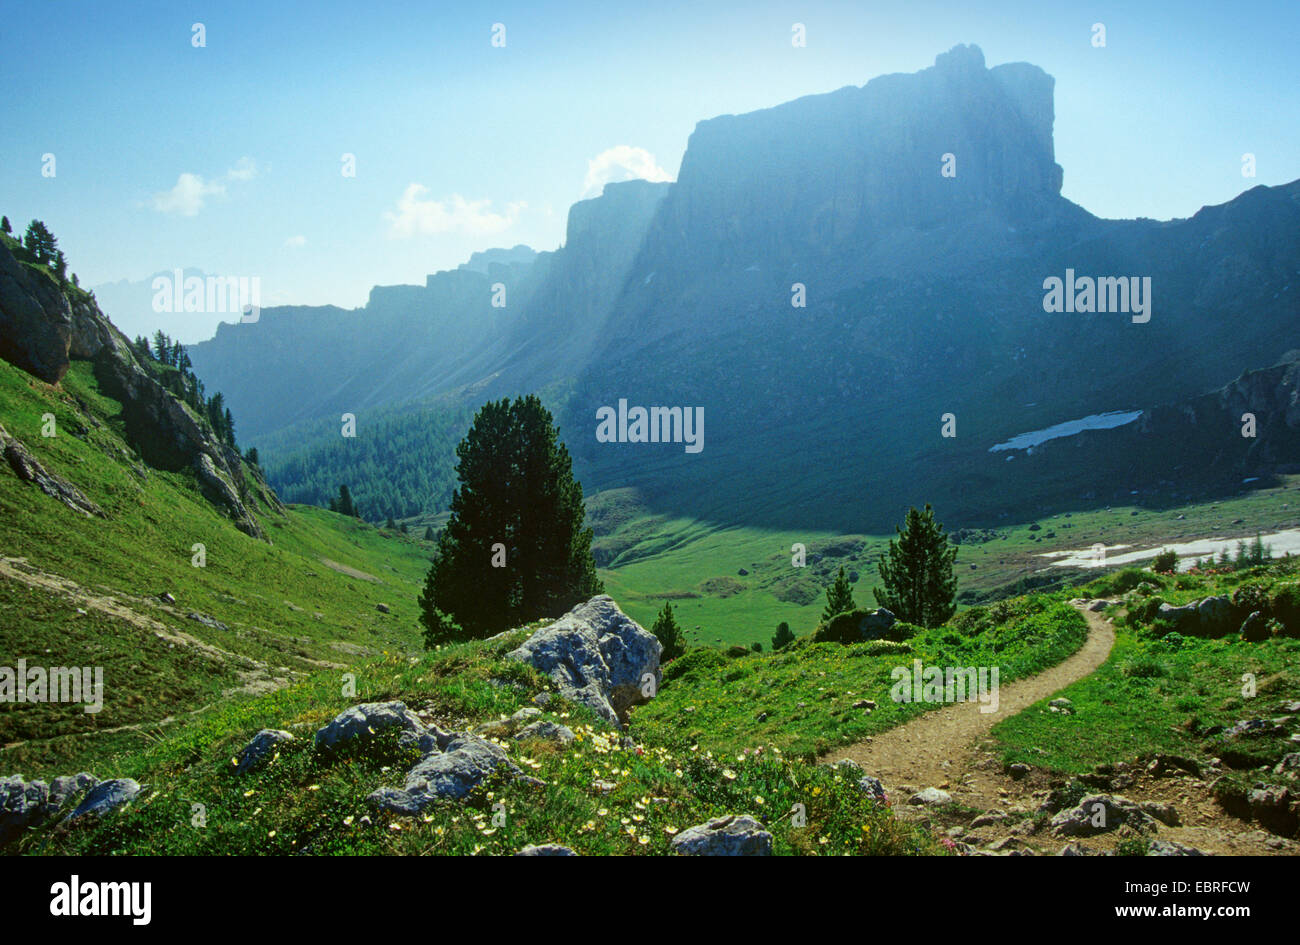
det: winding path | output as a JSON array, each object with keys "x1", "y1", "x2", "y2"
[{"x1": 824, "y1": 604, "x2": 1115, "y2": 805}]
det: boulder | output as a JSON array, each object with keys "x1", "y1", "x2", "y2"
[
  {"x1": 1, "y1": 772, "x2": 102, "y2": 844},
  {"x1": 516, "y1": 843, "x2": 577, "y2": 856},
  {"x1": 65, "y1": 778, "x2": 141, "y2": 822},
  {"x1": 1240, "y1": 611, "x2": 1270, "y2": 642},
  {"x1": 1274, "y1": 753, "x2": 1300, "y2": 780},
  {"x1": 909, "y1": 787, "x2": 953, "y2": 806},
  {"x1": 1146, "y1": 754, "x2": 1201, "y2": 779},
  {"x1": 367, "y1": 735, "x2": 522, "y2": 813},
  {"x1": 857, "y1": 775, "x2": 888, "y2": 803},
  {"x1": 860, "y1": 608, "x2": 897, "y2": 637},
  {"x1": 670, "y1": 815, "x2": 773, "y2": 856},
  {"x1": 1247, "y1": 785, "x2": 1297, "y2": 836},
  {"x1": 314, "y1": 701, "x2": 426, "y2": 756},
  {"x1": 235, "y1": 729, "x2": 294, "y2": 774},
  {"x1": 1050, "y1": 794, "x2": 1158, "y2": 836},
  {"x1": 1147, "y1": 839, "x2": 1206, "y2": 856},
  {"x1": 1157, "y1": 597, "x2": 1236, "y2": 637},
  {"x1": 506, "y1": 596, "x2": 661, "y2": 726},
  {"x1": 514, "y1": 720, "x2": 576, "y2": 744}
]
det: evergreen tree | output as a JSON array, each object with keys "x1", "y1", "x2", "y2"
[
  {"x1": 385, "y1": 516, "x2": 396, "y2": 530},
  {"x1": 244, "y1": 447, "x2": 259, "y2": 467},
  {"x1": 223, "y1": 407, "x2": 236, "y2": 446},
  {"x1": 874, "y1": 504, "x2": 958, "y2": 628},
  {"x1": 1, "y1": 216, "x2": 10, "y2": 234},
  {"x1": 154, "y1": 330, "x2": 171, "y2": 364},
  {"x1": 424, "y1": 525, "x2": 436, "y2": 542},
  {"x1": 822, "y1": 565, "x2": 856, "y2": 622},
  {"x1": 419, "y1": 395, "x2": 602, "y2": 646},
  {"x1": 23, "y1": 220, "x2": 56, "y2": 265},
  {"x1": 772, "y1": 621, "x2": 796, "y2": 651},
  {"x1": 335, "y1": 484, "x2": 357, "y2": 518},
  {"x1": 651, "y1": 602, "x2": 686, "y2": 661}
]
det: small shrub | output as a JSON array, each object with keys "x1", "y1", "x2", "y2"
[
  {"x1": 1122, "y1": 655, "x2": 1168, "y2": 678},
  {"x1": 1124, "y1": 596, "x2": 1165, "y2": 627},
  {"x1": 661, "y1": 647, "x2": 727, "y2": 682},
  {"x1": 1151, "y1": 549, "x2": 1178, "y2": 574},
  {"x1": 1268, "y1": 583, "x2": 1300, "y2": 636}
]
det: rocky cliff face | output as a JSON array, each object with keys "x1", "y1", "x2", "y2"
[
  {"x1": 638, "y1": 44, "x2": 1066, "y2": 277},
  {"x1": 0, "y1": 240, "x2": 279, "y2": 538}
]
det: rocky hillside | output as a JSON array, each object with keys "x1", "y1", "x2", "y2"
[{"x1": 0, "y1": 235, "x2": 278, "y2": 537}]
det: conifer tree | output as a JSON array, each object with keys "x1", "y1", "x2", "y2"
[
  {"x1": 822, "y1": 565, "x2": 856, "y2": 622},
  {"x1": 419, "y1": 395, "x2": 601, "y2": 645},
  {"x1": 651, "y1": 601, "x2": 686, "y2": 661},
  {"x1": 874, "y1": 504, "x2": 958, "y2": 628}
]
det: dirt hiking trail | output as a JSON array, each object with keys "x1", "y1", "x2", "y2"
[{"x1": 825, "y1": 603, "x2": 1114, "y2": 800}]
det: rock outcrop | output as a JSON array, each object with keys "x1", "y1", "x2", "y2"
[
  {"x1": 506, "y1": 596, "x2": 662, "y2": 726},
  {"x1": 367, "y1": 734, "x2": 522, "y2": 813},
  {"x1": 0, "y1": 238, "x2": 281, "y2": 538},
  {"x1": 1, "y1": 772, "x2": 99, "y2": 845},
  {"x1": 235, "y1": 729, "x2": 295, "y2": 774},
  {"x1": 314, "y1": 702, "x2": 429, "y2": 756},
  {"x1": 0, "y1": 423, "x2": 103, "y2": 516},
  {"x1": 1050, "y1": 794, "x2": 1158, "y2": 837},
  {"x1": 0, "y1": 242, "x2": 72, "y2": 382}
]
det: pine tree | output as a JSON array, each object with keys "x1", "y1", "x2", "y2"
[
  {"x1": 385, "y1": 516, "x2": 396, "y2": 530},
  {"x1": 336, "y1": 485, "x2": 357, "y2": 518},
  {"x1": 23, "y1": 220, "x2": 56, "y2": 265},
  {"x1": 772, "y1": 620, "x2": 796, "y2": 651},
  {"x1": 419, "y1": 395, "x2": 602, "y2": 646},
  {"x1": 822, "y1": 565, "x2": 856, "y2": 622},
  {"x1": 424, "y1": 525, "x2": 436, "y2": 542},
  {"x1": 1, "y1": 216, "x2": 10, "y2": 234},
  {"x1": 651, "y1": 602, "x2": 686, "y2": 661},
  {"x1": 223, "y1": 407, "x2": 236, "y2": 447},
  {"x1": 874, "y1": 504, "x2": 958, "y2": 628}
]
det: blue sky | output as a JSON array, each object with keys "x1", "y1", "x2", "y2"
[{"x1": 2, "y1": 0, "x2": 1297, "y2": 341}]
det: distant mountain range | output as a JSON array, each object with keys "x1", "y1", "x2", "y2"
[{"x1": 185, "y1": 44, "x2": 1300, "y2": 529}]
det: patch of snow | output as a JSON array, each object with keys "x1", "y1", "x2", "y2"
[
  {"x1": 1039, "y1": 529, "x2": 1300, "y2": 570},
  {"x1": 990, "y1": 410, "x2": 1143, "y2": 453}
]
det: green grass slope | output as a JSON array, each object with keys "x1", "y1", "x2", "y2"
[{"x1": 0, "y1": 358, "x2": 433, "y2": 776}]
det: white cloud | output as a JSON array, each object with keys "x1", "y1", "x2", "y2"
[
  {"x1": 149, "y1": 157, "x2": 260, "y2": 216},
  {"x1": 384, "y1": 184, "x2": 525, "y2": 238},
  {"x1": 284, "y1": 234, "x2": 306, "y2": 247},
  {"x1": 582, "y1": 145, "x2": 672, "y2": 198},
  {"x1": 226, "y1": 156, "x2": 259, "y2": 181},
  {"x1": 150, "y1": 173, "x2": 224, "y2": 216}
]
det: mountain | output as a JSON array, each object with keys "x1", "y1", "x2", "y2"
[{"x1": 186, "y1": 45, "x2": 1300, "y2": 532}]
